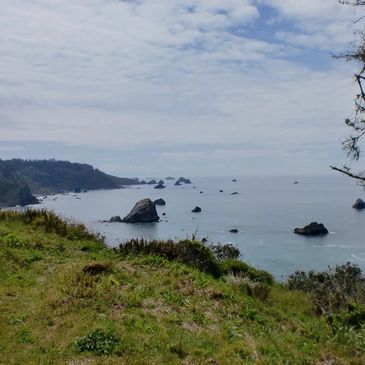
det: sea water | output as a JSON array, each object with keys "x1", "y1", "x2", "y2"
[{"x1": 38, "y1": 175, "x2": 365, "y2": 279}]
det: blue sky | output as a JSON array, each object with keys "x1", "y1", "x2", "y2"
[{"x1": 0, "y1": 0, "x2": 363, "y2": 177}]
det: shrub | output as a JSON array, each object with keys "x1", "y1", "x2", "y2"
[
  {"x1": 117, "y1": 239, "x2": 220, "y2": 277},
  {"x1": 208, "y1": 243, "x2": 241, "y2": 260},
  {"x1": 224, "y1": 274, "x2": 270, "y2": 301},
  {"x1": 219, "y1": 260, "x2": 274, "y2": 285},
  {"x1": 74, "y1": 328, "x2": 120, "y2": 355},
  {"x1": 287, "y1": 263, "x2": 365, "y2": 316}
]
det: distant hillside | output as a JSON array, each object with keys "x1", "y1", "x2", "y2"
[{"x1": 0, "y1": 159, "x2": 139, "y2": 207}]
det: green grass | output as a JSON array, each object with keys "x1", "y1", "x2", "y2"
[{"x1": 0, "y1": 210, "x2": 365, "y2": 364}]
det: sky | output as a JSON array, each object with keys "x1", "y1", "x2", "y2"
[{"x1": 0, "y1": 0, "x2": 364, "y2": 177}]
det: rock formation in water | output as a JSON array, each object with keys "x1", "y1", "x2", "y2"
[
  {"x1": 294, "y1": 222, "x2": 328, "y2": 236},
  {"x1": 154, "y1": 183, "x2": 166, "y2": 189},
  {"x1": 353, "y1": 198, "x2": 365, "y2": 210},
  {"x1": 122, "y1": 198, "x2": 159, "y2": 223},
  {"x1": 176, "y1": 177, "x2": 192, "y2": 185},
  {"x1": 191, "y1": 206, "x2": 202, "y2": 213},
  {"x1": 109, "y1": 216, "x2": 122, "y2": 222},
  {"x1": 154, "y1": 198, "x2": 166, "y2": 206}
]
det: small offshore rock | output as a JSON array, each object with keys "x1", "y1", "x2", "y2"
[
  {"x1": 122, "y1": 198, "x2": 159, "y2": 223},
  {"x1": 219, "y1": 190, "x2": 224, "y2": 193},
  {"x1": 353, "y1": 198, "x2": 365, "y2": 210},
  {"x1": 229, "y1": 229, "x2": 238, "y2": 233},
  {"x1": 191, "y1": 206, "x2": 202, "y2": 213},
  {"x1": 154, "y1": 198, "x2": 166, "y2": 206},
  {"x1": 232, "y1": 179, "x2": 237, "y2": 182},
  {"x1": 176, "y1": 177, "x2": 192, "y2": 184},
  {"x1": 154, "y1": 182, "x2": 166, "y2": 189},
  {"x1": 109, "y1": 216, "x2": 122, "y2": 223},
  {"x1": 294, "y1": 222, "x2": 329, "y2": 236},
  {"x1": 148, "y1": 180, "x2": 157, "y2": 185},
  {"x1": 231, "y1": 192, "x2": 239, "y2": 195}
]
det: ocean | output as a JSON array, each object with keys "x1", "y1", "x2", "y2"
[{"x1": 37, "y1": 175, "x2": 365, "y2": 280}]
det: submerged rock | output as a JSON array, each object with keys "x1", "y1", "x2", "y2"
[
  {"x1": 231, "y1": 192, "x2": 239, "y2": 195},
  {"x1": 174, "y1": 181, "x2": 182, "y2": 186},
  {"x1": 148, "y1": 180, "x2": 157, "y2": 185},
  {"x1": 154, "y1": 198, "x2": 166, "y2": 206},
  {"x1": 191, "y1": 206, "x2": 202, "y2": 213},
  {"x1": 219, "y1": 190, "x2": 224, "y2": 193},
  {"x1": 232, "y1": 179, "x2": 237, "y2": 182},
  {"x1": 353, "y1": 198, "x2": 365, "y2": 210},
  {"x1": 294, "y1": 222, "x2": 328, "y2": 236},
  {"x1": 122, "y1": 198, "x2": 159, "y2": 223}
]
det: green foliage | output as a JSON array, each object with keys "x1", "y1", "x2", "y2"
[
  {"x1": 224, "y1": 274, "x2": 271, "y2": 301},
  {"x1": 1, "y1": 213, "x2": 365, "y2": 364},
  {"x1": 117, "y1": 238, "x2": 221, "y2": 277},
  {"x1": 15, "y1": 328, "x2": 32, "y2": 344},
  {"x1": 208, "y1": 242, "x2": 241, "y2": 260},
  {"x1": 219, "y1": 259, "x2": 274, "y2": 285},
  {"x1": 74, "y1": 328, "x2": 120, "y2": 355},
  {"x1": 287, "y1": 263, "x2": 365, "y2": 316}
]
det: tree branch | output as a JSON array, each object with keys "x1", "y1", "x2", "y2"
[{"x1": 330, "y1": 165, "x2": 365, "y2": 180}]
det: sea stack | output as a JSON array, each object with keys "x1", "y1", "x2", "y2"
[{"x1": 122, "y1": 198, "x2": 159, "y2": 223}]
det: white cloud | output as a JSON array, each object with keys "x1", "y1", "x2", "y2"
[
  {"x1": 260, "y1": 0, "x2": 360, "y2": 50},
  {"x1": 0, "y1": 0, "x2": 360, "y2": 175}
]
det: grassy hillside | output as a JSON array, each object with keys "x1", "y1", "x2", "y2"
[
  {"x1": 0, "y1": 210, "x2": 364, "y2": 364},
  {"x1": 0, "y1": 159, "x2": 139, "y2": 207}
]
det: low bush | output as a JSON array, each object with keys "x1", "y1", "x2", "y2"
[
  {"x1": 117, "y1": 238, "x2": 220, "y2": 277},
  {"x1": 208, "y1": 243, "x2": 240, "y2": 260},
  {"x1": 287, "y1": 263, "x2": 365, "y2": 316},
  {"x1": 224, "y1": 274, "x2": 270, "y2": 301},
  {"x1": 74, "y1": 328, "x2": 120, "y2": 355},
  {"x1": 219, "y1": 259, "x2": 274, "y2": 285}
]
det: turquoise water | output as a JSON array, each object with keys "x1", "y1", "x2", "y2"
[{"x1": 38, "y1": 175, "x2": 365, "y2": 279}]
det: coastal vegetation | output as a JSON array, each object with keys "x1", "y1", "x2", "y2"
[
  {"x1": 0, "y1": 159, "x2": 139, "y2": 207},
  {"x1": 1, "y1": 209, "x2": 365, "y2": 364}
]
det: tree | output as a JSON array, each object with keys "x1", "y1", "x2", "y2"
[{"x1": 330, "y1": 0, "x2": 365, "y2": 183}]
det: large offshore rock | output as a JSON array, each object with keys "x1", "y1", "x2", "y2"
[
  {"x1": 294, "y1": 222, "x2": 328, "y2": 236},
  {"x1": 353, "y1": 198, "x2": 365, "y2": 210},
  {"x1": 122, "y1": 198, "x2": 159, "y2": 223}
]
